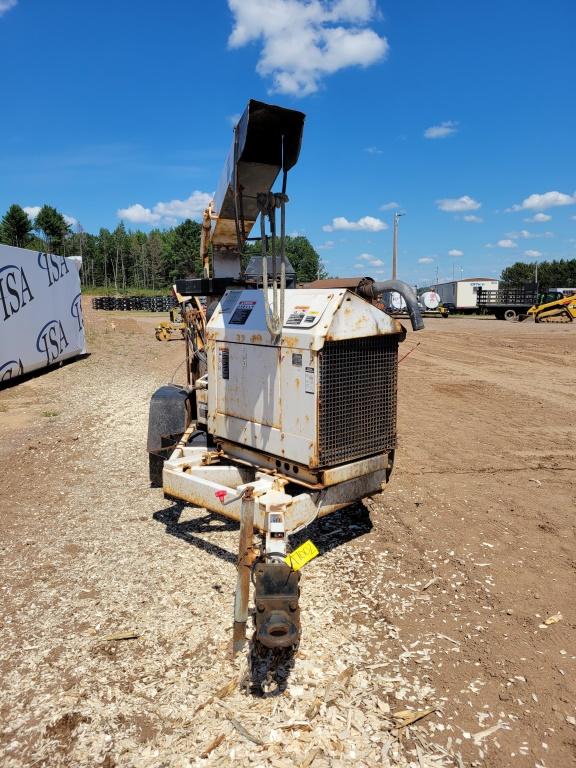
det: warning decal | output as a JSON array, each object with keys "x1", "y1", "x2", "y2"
[{"x1": 229, "y1": 300, "x2": 256, "y2": 325}]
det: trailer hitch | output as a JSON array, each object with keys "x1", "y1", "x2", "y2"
[{"x1": 253, "y1": 562, "x2": 300, "y2": 649}]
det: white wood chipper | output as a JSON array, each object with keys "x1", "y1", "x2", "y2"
[{"x1": 147, "y1": 100, "x2": 424, "y2": 656}]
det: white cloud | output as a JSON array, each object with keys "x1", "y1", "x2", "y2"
[
  {"x1": 418, "y1": 257, "x2": 434, "y2": 264},
  {"x1": 424, "y1": 120, "x2": 459, "y2": 139},
  {"x1": 380, "y1": 201, "x2": 400, "y2": 210},
  {"x1": 358, "y1": 253, "x2": 384, "y2": 267},
  {"x1": 524, "y1": 250, "x2": 542, "y2": 258},
  {"x1": 365, "y1": 146, "x2": 383, "y2": 155},
  {"x1": 323, "y1": 215, "x2": 387, "y2": 232},
  {"x1": 448, "y1": 249, "x2": 463, "y2": 257},
  {"x1": 316, "y1": 240, "x2": 335, "y2": 250},
  {"x1": 462, "y1": 214, "x2": 483, "y2": 223},
  {"x1": 497, "y1": 239, "x2": 517, "y2": 248},
  {"x1": 23, "y1": 206, "x2": 41, "y2": 220},
  {"x1": 524, "y1": 212, "x2": 551, "y2": 223},
  {"x1": 506, "y1": 229, "x2": 554, "y2": 240},
  {"x1": 227, "y1": 0, "x2": 388, "y2": 95},
  {"x1": 118, "y1": 190, "x2": 212, "y2": 226},
  {"x1": 510, "y1": 190, "x2": 576, "y2": 211},
  {"x1": 0, "y1": 1, "x2": 17, "y2": 16},
  {"x1": 436, "y1": 195, "x2": 481, "y2": 212},
  {"x1": 24, "y1": 205, "x2": 78, "y2": 228},
  {"x1": 226, "y1": 113, "x2": 241, "y2": 126}
]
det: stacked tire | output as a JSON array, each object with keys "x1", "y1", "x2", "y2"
[{"x1": 91, "y1": 295, "x2": 177, "y2": 312}]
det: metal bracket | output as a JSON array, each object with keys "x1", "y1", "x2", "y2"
[{"x1": 253, "y1": 561, "x2": 300, "y2": 649}]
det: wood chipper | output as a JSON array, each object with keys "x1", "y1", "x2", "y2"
[{"x1": 147, "y1": 100, "x2": 424, "y2": 655}]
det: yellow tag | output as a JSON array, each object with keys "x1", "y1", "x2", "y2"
[{"x1": 284, "y1": 540, "x2": 319, "y2": 571}]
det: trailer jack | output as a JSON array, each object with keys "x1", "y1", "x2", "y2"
[
  {"x1": 232, "y1": 488, "x2": 301, "y2": 653},
  {"x1": 253, "y1": 562, "x2": 300, "y2": 649}
]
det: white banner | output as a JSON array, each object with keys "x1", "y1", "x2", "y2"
[{"x1": 0, "y1": 244, "x2": 86, "y2": 382}]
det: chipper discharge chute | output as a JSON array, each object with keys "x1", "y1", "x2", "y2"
[{"x1": 147, "y1": 99, "x2": 424, "y2": 656}]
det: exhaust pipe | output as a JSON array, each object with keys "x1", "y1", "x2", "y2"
[{"x1": 357, "y1": 278, "x2": 425, "y2": 331}]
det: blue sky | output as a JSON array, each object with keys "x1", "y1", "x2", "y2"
[{"x1": 1, "y1": 0, "x2": 575, "y2": 285}]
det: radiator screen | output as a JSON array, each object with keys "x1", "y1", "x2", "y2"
[{"x1": 318, "y1": 335, "x2": 398, "y2": 466}]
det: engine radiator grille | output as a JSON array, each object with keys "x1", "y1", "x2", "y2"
[{"x1": 318, "y1": 335, "x2": 398, "y2": 467}]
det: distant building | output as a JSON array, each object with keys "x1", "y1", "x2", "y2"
[{"x1": 420, "y1": 277, "x2": 499, "y2": 312}]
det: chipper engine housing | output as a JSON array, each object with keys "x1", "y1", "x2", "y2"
[
  {"x1": 206, "y1": 287, "x2": 403, "y2": 481},
  {"x1": 148, "y1": 98, "x2": 423, "y2": 655}
]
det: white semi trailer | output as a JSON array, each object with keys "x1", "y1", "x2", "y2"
[{"x1": 425, "y1": 278, "x2": 499, "y2": 313}]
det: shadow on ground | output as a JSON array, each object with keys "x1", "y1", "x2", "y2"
[{"x1": 153, "y1": 500, "x2": 373, "y2": 565}]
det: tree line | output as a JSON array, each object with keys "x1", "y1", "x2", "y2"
[
  {"x1": 0, "y1": 203, "x2": 325, "y2": 291},
  {"x1": 500, "y1": 259, "x2": 576, "y2": 288}
]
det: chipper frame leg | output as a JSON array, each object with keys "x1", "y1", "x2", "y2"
[{"x1": 233, "y1": 488, "x2": 255, "y2": 654}]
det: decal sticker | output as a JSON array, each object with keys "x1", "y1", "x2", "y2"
[
  {"x1": 218, "y1": 347, "x2": 230, "y2": 379},
  {"x1": 285, "y1": 305, "x2": 310, "y2": 326},
  {"x1": 305, "y1": 366, "x2": 315, "y2": 394},
  {"x1": 229, "y1": 300, "x2": 256, "y2": 324}
]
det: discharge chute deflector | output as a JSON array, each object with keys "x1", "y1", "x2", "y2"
[{"x1": 212, "y1": 100, "x2": 305, "y2": 250}]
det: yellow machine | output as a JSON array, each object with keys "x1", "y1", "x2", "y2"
[
  {"x1": 154, "y1": 307, "x2": 186, "y2": 341},
  {"x1": 528, "y1": 292, "x2": 576, "y2": 323}
]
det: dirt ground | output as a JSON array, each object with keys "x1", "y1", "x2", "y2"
[{"x1": 0, "y1": 304, "x2": 574, "y2": 768}]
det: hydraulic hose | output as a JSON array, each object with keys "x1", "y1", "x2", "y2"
[{"x1": 364, "y1": 279, "x2": 425, "y2": 331}]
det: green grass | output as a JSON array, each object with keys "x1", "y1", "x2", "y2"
[{"x1": 42, "y1": 410, "x2": 59, "y2": 418}]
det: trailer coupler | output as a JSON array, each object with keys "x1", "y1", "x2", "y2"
[{"x1": 253, "y1": 562, "x2": 300, "y2": 649}]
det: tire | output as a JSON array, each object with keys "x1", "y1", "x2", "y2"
[
  {"x1": 504, "y1": 309, "x2": 517, "y2": 321},
  {"x1": 149, "y1": 453, "x2": 165, "y2": 487}
]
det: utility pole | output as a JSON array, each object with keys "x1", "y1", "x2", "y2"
[{"x1": 392, "y1": 211, "x2": 405, "y2": 280}]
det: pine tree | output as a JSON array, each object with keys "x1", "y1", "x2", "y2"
[
  {"x1": 0, "y1": 204, "x2": 34, "y2": 247},
  {"x1": 34, "y1": 205, "x2": 71, "y2": 254}
]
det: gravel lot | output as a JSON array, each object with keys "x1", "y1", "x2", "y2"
[{"x1": 1, "y1": 306, "x2": 574, "y2": 767}]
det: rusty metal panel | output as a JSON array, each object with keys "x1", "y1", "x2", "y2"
[{"x1": 215, "y1": 341, "x2": 282, "y2": 429}]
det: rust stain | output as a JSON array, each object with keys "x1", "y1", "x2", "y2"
[
  {"x1": 282, "y1": 335, "x2": 299, "y2": 348},
  {"x1": 235, "y1": 333, "x2": 245, "y2": 343},
  {"x1": 250, "y1": 334, "x2": 263, "y2": 343},
  {"x1": 295, "y1": 377, "x2": 300, "y2": 390}
]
